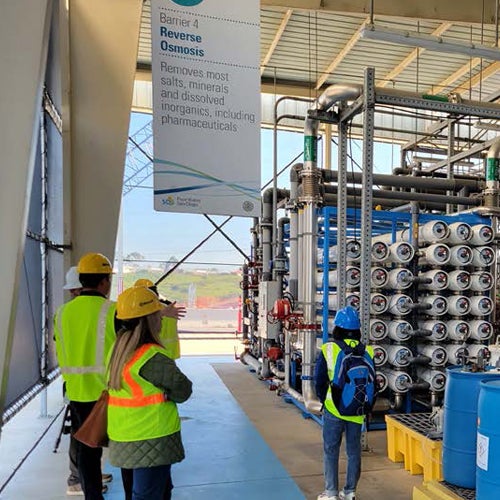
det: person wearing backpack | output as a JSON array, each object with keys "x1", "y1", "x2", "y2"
[{"x1": 314, "y1": 306, "x2": 375, "y2": 500}]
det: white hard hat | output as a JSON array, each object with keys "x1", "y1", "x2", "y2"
[{"x1": 63, "y1": 266, "x2": 82, "y2": 290}]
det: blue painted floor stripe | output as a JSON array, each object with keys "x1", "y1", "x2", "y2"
[{"x1": 104, "y1": 356, "x2": 304, "y2": 500}]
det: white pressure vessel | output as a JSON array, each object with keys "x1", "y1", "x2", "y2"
[
  {"x1": 384, "y1": 268, "x2": 413, "y2": 290},
  {"x1": 419, "y1": 244, "x2": 450, "y2": 266},
  {"x1": 387, "y1": 242, "x2": 415, "y2": 264},
  {"x1": 470, "y1": 224, "x2": 494, "y2": 245},
  {"x1": 471, "y1": 246, "x2": 495, "y2": 267},
  {"x1": 321, "y1": 293, "x2": 359, "y2": 311},
  {"x1": 371, "y1": 267, "x2": 389, "y2": 288},
  {"x1": 370, "y1": 293, "x2": 389, "y2": 315},
  {"x1": 467, "y1": 344, "x2": 490, "y2": 361},
  {"x1": 469, "y1": 295, "x2": 494, "y2": 316},
  {"x1": 417, "y1": 344, "x2": 448, "y2": 367},
  {"x1": 418, "y1": 320, "x2": 448, "y2": 342},
  {"x1": 375, "y1": 371, "x2": 389, "y2": 392},
  {"x1": 416, "y1": 368, "x2": 447, "y2": 391},
  {"x1": 470, "y1": 271, "x2": 494, "y2": 292},
  {"x1": 418, "y1": 220, "x2": 450, "y2": 244},
  {"x1": 372, "y1": 344, "x2": 388, "y2": 367},
  {"x1": 419, "y1": 270, "x2": 448, "y2": 291},
  {"x1": 447, "y1": 295, "x2": 471, "y2": 316},
  {"x1": 444, "y1": 222, "x2": 472, "y2": 244},
  {"x1": 447, "y1": 270, "x2": 471, "y2": 292},
  {"x1": 387, "y1": 294, "x2": 413, "y2": 315},
  {"x1": 469, "y1": 320, "x2": 494, "y2": 342},
  {"x1": 421, "y1": 295, "x2": 448, "y2": 316},
  {"x1": 317, "y1": 266, "x2": 361, "y2": 288},
  {"x1": 371, "y1": 241, "x2": 390, "y2": 262},
  {"x1": 381, "y1": 368, "x2": 412, "y2": 392},
  {"x1": 446, "y1": 320, "x2": 470, "y2": 341},
  {"x1": 448, "y1": 245, "x2": 473, "y2": 266},
  {"x1": 328, "y1": 240, "x2": 362, "y2": 262},
  {"x1": 387, "y1": 345, "x2": 413, "y2": 367},
  {"x1": 369, "y1": 319, "x2": 388, "y2": 341},
  {"x1": 446, "y1": 344, "x2": 469, "y2": 365},
  {"x1": 388, "y1": 320, "x2": 413, "y2": 341}
]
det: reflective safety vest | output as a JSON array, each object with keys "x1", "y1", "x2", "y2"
[
  {"x1": 321, "y1": 340, "x2": 374, "y2": 424},
  {"x1": 160, "y1": 317, "x2": 180, "y2": 360},
  {"x1": 108, "y1": 343, "x2": 180, "y2": 442},
  {"x1": 54, "y1": 296, "x2": 116, "y2": 402}
]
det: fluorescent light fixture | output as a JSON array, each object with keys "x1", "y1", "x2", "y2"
[{"x1": 361, "y1": 24, "x2": 500, "y2": 61}]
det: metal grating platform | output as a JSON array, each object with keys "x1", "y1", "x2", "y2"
[
  {"x1": 388, "y1": 413, "x2": 441, "y2": 441},
  {"x1": 441, "y1": 481, "x2": 476, "y2": 500}
]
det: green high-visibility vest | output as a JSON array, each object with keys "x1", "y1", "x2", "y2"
[
  {"x1": 160, "y1": 317, "x2": 180, "y2": 360},
  {"x1": 108, "y1": 343, "x2": 180, "y2": 442},
  {"x1": 321, "y1": 340, "x2": 374, "y2": 424},
  {"x1": 54, "y1": 296, "x2": 116, "y2": 402}
]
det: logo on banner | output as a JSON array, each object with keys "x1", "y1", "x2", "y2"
[{"x1": 171, "y1": 0, "x2": 203, "y2": 6}]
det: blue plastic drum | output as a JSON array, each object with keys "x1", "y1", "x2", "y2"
[
  {"x1": 476, "y1": 380, "x2": 500, "y2": 499},
  {"x1": 442, "y1": 367, "x2": 500, "y2": 488}
]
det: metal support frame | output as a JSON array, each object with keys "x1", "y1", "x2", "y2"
[
  {"x1": 360, "y1": 68, "x2": 375, "y2": 345},
  {"x1": 336, "y1": 119, "x2": 348, "y2": 308}
]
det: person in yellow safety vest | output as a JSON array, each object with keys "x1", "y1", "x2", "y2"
[
  {"x1": 107, "y1": 286, "x2": 192, "y2": 500},
  {"x1": 314, "y1": 306, "x2": 375, "y2": 500},
  {"x1": 133, "y1": 278, "x2": 185, "y2": 360},
  {"x1": 54, "y1": 253, "x2": 116, "y2": 500}
]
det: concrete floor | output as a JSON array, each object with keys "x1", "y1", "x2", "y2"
[
  {"x1": 214, "y1": 361, "x2": 423, "y2": 500},
  {"x1": 0, "y1": 338, "x2": 423, "y2": 499}
]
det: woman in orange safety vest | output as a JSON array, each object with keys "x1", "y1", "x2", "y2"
[{"x1": 107, "y1": 286, "x2": 192, "y2": 500}]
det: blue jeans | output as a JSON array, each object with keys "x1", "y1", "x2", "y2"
[
  {"x1": 322, "y1": 410, "x2": 362, "y2": 496},
  {"x1": 132, "y1": 464, "x2": 172, "y2": 500}
]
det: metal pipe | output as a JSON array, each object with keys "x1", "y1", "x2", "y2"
[
  {"x1": 485, "y1": 136, "x2": 500, "y2": 207},
  {"x1": 240, "y1": 351, "x2": 262, "y2": 376},
  {"x1": 289, "y1": 164, "x2": 302, "y2": 300},
  {"x1": 322, "y1": 169, "x2": 481, "y2": 192},
  {"x1": 269, "y1": 361, "x2": 285, "y2": 379}
]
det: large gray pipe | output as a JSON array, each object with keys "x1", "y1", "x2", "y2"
[
  {"x1": 322, "y1": 169, "x2": 481, "y2": 192},
  {"x1": 288, "y1": 164, "x2": 302, "y2": 300}
]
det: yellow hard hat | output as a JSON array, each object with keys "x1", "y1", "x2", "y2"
[
  {"x1": 116, "y1": 286, "x2": 162, "y2": 320},
  {"x1": 77, "y1": 253, "x2": 113, "y2": 274},
  {"x1": 134, "y1": 278, "x2": 155, "y2": 288}
]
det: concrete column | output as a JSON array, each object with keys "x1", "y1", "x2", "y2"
[
  {"x1": 0, "y1": 0, "x2": 53, "y2": 431},
  {"x1": 68, "y1": 0, "x2": 143, "y2": 262}
]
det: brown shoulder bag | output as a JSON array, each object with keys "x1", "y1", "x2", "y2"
[{"x1": 73, "y1": 390, "x2": 109, "y2": 448}]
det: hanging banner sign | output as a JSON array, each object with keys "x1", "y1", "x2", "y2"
[{"x1": 151, "y1": 0, "x2": 261, "y2": 217}]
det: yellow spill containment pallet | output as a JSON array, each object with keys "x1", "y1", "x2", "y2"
[
  {"x1": 413, "y1": 481, "x2": 467, "y2": 500},
  {"x1": 385, "y1": 413, "x2": 443, "y2": 482}
]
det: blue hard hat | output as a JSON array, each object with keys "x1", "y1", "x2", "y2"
[{"x1": 333, "y1": 306, "x2": 360, "y2": 330}]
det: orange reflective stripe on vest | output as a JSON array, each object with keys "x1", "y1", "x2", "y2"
[{"x1": 108, "y1": 344, "x2": 166, "y2": 408}]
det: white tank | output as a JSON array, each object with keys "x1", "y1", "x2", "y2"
[
  {"x1": 387, "y1": 345, "x2": 413, "y2": 367},
  {"x1": 446, "y1": 320, "x2": 470, "y2": 341},
  {"x1": 444, "y1": 222, "x2": 472, "y2": 244},
  {"x1": 417, "y1": 344, "x2": 448, "y2": 367},
  {"x1": 470, "y1": 271, "x2": 494, "y2": 292},
  {"x1": 317, "y1": 266, "x2": 361, "y2": 288},
  {"x1": 471, "y1": 246, "x2": 495, "y2": 267},
  {"x1": 416, "y1": 368, "x2": 447, "y2": 391},
  {"x1": 370, "y1": 293, "x2": 389, "y2": 315},
  {"x1": 384, "y1": 268, "x2": 413, "y2": 290},
  {"x1": 469, "y1": 320, "x2": 494, "y2": 342},
  {"x1": 375, "y1": 371, "x2": 389, "y2": 392},
  {"x1": 445, "y1": 344, "x2": 469, "y2": 365},
  {"x1": 388, "y1": 320, "x2": 413, "y2": 341},
  {"x1": 418, "y1": 220, "x2": 450, "y2": 244},
  {"x1": 418, "y1": 320, "x2": 448, "y2": 342},
  {"x1": 321, "y1": 292, "x2": 360, "y2": 311},
  {"x1": 419, "y1": 269, "x2": 448, "y2": 291},
  {"x1": 387, "y1": 294, "x2": 413, "y2": 316},
  {"x1": 387, "y1": 241, "x2": 415, "y2": 264},
  {"x1": 372, "y1": 344, "x2": 388, "y2": 367},
  {"x1": 381, "y1": 368, "x2": 412, "y2": 392},
  {"x1": 371, "y1": 240, "x2": 390, "y2": 262},
  {"x1": 447, "y1": 270, "x2": 471, "y2": 292},
  {"x1": 470, "y1": 224, "x2": 494, "y2": 245},
  {"x1": 467, "y1": 344, "x2": 490, "y2": 361},
  {"x1": 371, "y1": 267, "x2": 389, "y2": 288},
  {"x1": 419, "y1": 244, "x2": 450, "y2": 266},
  {"x1": 447, "y1": 295, "x2": 471, "y2": 316},
  {"x1": 448, "y1": 245, "x2": 473, "y2": 266},
  {"x1": 469, "y1": 295, "x2": 494, "y2": 316},
  {"x1": 369, "y1": 319, "x2": 388, "y2": 341},
  {"x1": 328, "y1": 239, "x2": 362, "y2": 262},
  {"x1": 421, "y1": 295, "x2": 448, "y2": 316}
]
